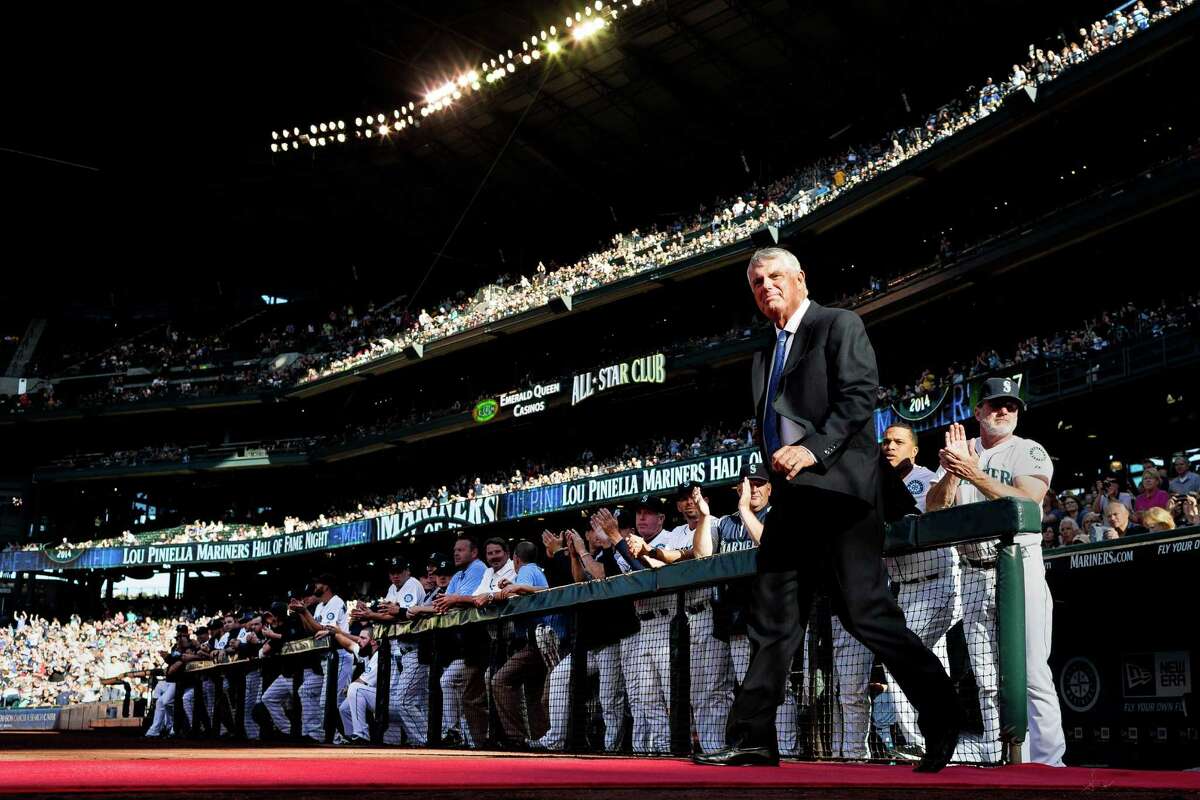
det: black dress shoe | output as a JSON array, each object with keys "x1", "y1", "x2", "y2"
[
  {"x1": 913, "y1": 724, "x2": 958, "y2": 773},
  {"x1": 692, "y1": 745, "x2": 779, "y2": 766}
]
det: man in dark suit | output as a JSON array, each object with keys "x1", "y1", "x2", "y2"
[{"x1": 693, "y1": 247, "x2": 961, "y2": 772}]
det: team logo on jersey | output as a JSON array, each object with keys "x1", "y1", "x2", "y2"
[
  {"x1": 404, "y1": 594, "x2": 414, "y2": 604},
  {"x1": 1029, "y1": 446, "x2": 1048, "y2": 463},
  {"x1": 906, "y1": 480, "x2": 924, "y2": 495},
  {"x1": 326, "y1": 612, "x2": 335, "y2": 621}
]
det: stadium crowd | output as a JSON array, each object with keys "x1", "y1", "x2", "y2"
[{"x1": 3, "y1": 0, "x2": 1189, "y2": 417}]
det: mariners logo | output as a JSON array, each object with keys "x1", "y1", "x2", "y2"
[
  {"x1": 1061, "y1": 657, "x2": 1101, "y2": 712},
  {"x1": 1029, "y1": 445, "x2": 1048, "y2": 463},
  {"x1": 404, "y1": 594, "x2": 414, "y2": 604},
  {"x1": 906, "y1": 480, "x2": 924, "y2": 495},
  {"x1": 326, "y1": 612, "x2": 335, "y2": 621}
]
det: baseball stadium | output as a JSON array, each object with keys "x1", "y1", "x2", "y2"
[{"x1": 2, "y1": 1, "x2": 1199, "y2": 798}]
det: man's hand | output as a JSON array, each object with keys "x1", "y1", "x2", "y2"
[
  {"x1": 938, "y1": 423, "x2": 980, "y2": 481},
  {"x1": 592, "y1": 508, "x2": 621, "y2": 544},
  {"x1": 771, "y1": 445, "x2": 815, "y2": 480},
  {"x1": 542, "y1": 529, "x2": 563, "y2": 557},
  {"x1": 472, "y1": 594, "x2": 491, "y2": 608},
  {"x1": 314, "y1": 630, "x2": 330, "y2": 640},
  {"x1": 692, "y1": 487, "x2": 711, "y2": 517},
  {"x1": 566, "y1": 530, "x2": 588, "y2": 557},
  {"x1": 432, "y1": 595, "x2": 455, "y2": 614},
  {"x1": 497, "y1": 577, "x2": 513, "y2": 589},
  {"x1": 625, "y1": 533, "x2": 648, "y2": 558},
  {"x1": 736, "y1": 478, "x2": 752, "y2": 512},
  {"x1": 287, "y1": 598, "x2": 304, "y2": 612}
]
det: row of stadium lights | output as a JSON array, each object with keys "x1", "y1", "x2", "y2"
[{"x1": 268, "y1": 0, "x2": 650, "y2": 154}]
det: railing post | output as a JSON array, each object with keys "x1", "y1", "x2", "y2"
[
  {"x1": 996, "y1": 537, "x2": 1028, "y2": 764},
  {"x1": 323, "y1": 651, "x2": 340, "y2": 743},
  {"x1": 373, "y1": 634, "x2": 392, "y2": 744},
  {"x1": 427, "y1": 633, "x2": 443, "y2": 746},
  {"x1": 670, "y1": 591, "x2": 691, "y2": 755}
]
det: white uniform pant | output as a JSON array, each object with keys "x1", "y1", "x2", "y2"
[
  {"x1": 338, "y1": 683, "x2": 376, "y2": 740},
  {"x1": 539, "y1": 641, "x2": 626, "y2": 751},
  {"x1": 299, "y1": 666, "x2": 328, "y2": 740},
  {"x1": 955, "y1": 564, "x2": 1001, "y2": 763},
  {"x1": 730, "y1": 634, "x2": 799, "y2": 756},
  {"x1": 687, "y1": 607, "x2": 734, "y2": 754},
  {"x1": 146, "y1": 681, "x2": 176, "y2": 736},
  {"x1": 387, "y1": 644, "x2": 428, "y2": 745},
  {"x1": 1018, "y1": 544, "x2": 1065, "y2": 766},
  {"x1": 629, "y1": 615, "x2": 671, "y2": 753},
  {"x1": 261, "y1": 674, "x2": 296, "y2": 736},
  {"x1": 889, "y1": 575, "x2": 957, "y2": 751},
  {"x1": 439, "y1": 658, "x2": 477, "y2": 745},
  {"x1": 242, "y1": 670, "x2": 262, "y2": 739}
]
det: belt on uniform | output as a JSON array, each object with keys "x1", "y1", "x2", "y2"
[
  {"x1": 963, "y1": 557, "x2": 997, "y2": 569},
  {"x1": 898, "y1": 571, "x2": 944, "y2": 585},
  {"x1": 685, "y1": 601, "x2": 712, "y2": 615},
  {"x1": 637, "y1": 609, "x2": 671, "y2": 622}
]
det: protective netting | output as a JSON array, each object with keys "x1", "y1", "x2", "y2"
[{"x1": 147, "y1": 551, "x2": 1006, "y2": 764}]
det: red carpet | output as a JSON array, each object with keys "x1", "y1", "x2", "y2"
[{"x1": 1, "y1": 752, "x2": 1198, "y2": 796}]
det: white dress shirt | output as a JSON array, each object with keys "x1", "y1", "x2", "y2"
[{"x1": 768, "y1": 298, "x2": 815, "y2": 461}]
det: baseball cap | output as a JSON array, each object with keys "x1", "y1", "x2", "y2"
[
  {"x1": 268, "y1": 601, "x2": 288, "y2": 619},
  {"x1": 739, "y1": 461, "x2": 769, "y2": 484},
  {"x1": 432, "y1": 557, "x2": 455, "y2": 577},
  {"x1": 313, "y1": 572, "x2": 337, "y2": 590},
  {"x1": 238, "y1": 611, "x2": 255, "y2": 624},
  {"x1": 675, "y1": 480, "x2": 704, "y2": 499},
  {"x1": 978, "y1": 377, "x2": 1026, "y2": 411},
  {"x1": 387, "y1": 557, "x2": 410, "y2": 573},
  {"x1": 425, "y1": 552, "x2": 447, "y2": 566},
  {"x1": 631, "y1": 494, "x2": 667, "y2": 513}
]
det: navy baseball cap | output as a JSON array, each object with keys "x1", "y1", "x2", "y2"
[
  {"x1": 739, "y1": 461, "x2": 769, "y2": 484},
  {"x1": 978, "y1": 377, "x2": 1026, "y2": 411},
  {"x1": 433, "y1": 557, "x2": 455, "y2": 577},
  {"x1": 268, "y1": 601, "x2": 288, "y2": 619},
  {"x1": 632, "y1": 494, "x2": 667, "y2": 513},
  {"x1": 387, "y1": 558, "x2": 410, "y2": 573},
  {"x1": 675, "y1": 480, "x2": 704, "y2": 499}
]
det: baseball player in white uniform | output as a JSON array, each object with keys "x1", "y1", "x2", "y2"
[
  {"x1": 290, "y1": 574, "x2": 350, "y2": 741},
  {"x1": 832, "y1": 422, "x2": 960, "y2": 759},
  {"x1": 926, "y1": 377, "x2": 1065, "y2": 766},
  {"x1": 335, "y1": 631, "x2": 380, "y2": 743},
  {"x1": 378, "y1": 559, "x2": 428, "y2": 745},
  {"x1": 638, "y1": 482, "x2": 730, "y2": 754},
  {"x1": 623, "y1": 495, "x2": 671, "y2": 753},
  {"x1": 694, "y1": 463, "x2": 799, "y2": 757}
]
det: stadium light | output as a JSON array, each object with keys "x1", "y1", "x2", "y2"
[{"x1": 268, "y1": 0, "x2": 655, "y2": 153}]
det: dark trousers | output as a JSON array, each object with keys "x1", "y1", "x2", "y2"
[
  {"x1": 492, "y1": 644, "x2": 549, "y2": 744},
  {"x1": 726, "y1": 486, "x2": 958, "y2": 751}
]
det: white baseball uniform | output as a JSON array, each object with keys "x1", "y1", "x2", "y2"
[
  {"x1": 338, "y1": 647, "x2": 379, "y2": 741},
  {"x1": 301, "y1": 595, "x2": 349, "y2": 740},
  {"x1": 935, "y1": 434, "x2": 1064, "y2": 766},
  {"x1": 628, "y1": 523, "x2": 694, "y2": 753},
  {"x1": 384, "y1": 579, "x2": 428, "y2": 745}
]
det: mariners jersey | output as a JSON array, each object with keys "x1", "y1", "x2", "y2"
[
  {"x1": 934, "y1": 434, "x2": 1053, "y2": 561},
  {"x1": 635, "y1": 524, "x2": 699, "y2": 613},
  {"x1": 314, "y1": 595, "x2": 350, "y2": 632},
  {"x1": 385, "y1": 578, "x2": 426, "y2": 608},
  {"x1": 886, "y1": 465, "x2": 957, "y2": 582},
  {"x1": 713, "y1": 507, "x2": 769, "y2": 553},
  {"x1": 349, "y1": 645, "x2": 378, "y2": 689}
]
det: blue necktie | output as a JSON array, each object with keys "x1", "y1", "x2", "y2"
[{"x1": 763, "y1": 328, "x2": 790, "y2": 456}]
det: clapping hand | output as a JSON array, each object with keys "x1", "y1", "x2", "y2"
[
  {"x1": 591, "y1": 508, "x2": 621, "y2": 543},
  {"x1": 938, "y1": 423, "x2": 979, "y2": 481},
  {"x1": 542, "y1": 529, "x2": 563, "y2": 557},
  {"x1": 691, "y1": 486, "x2": 711, "y2": 517},
  {"x1": 736, "y1": 478, "x2": 752, "y2": 511},
  {"x1": 565, "y1": 529, "x2": 588, "y2": 557}
]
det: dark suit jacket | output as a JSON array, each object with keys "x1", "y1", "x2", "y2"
[{"x1": 752, "y1": 301, "x2": 880, "y2": 506}]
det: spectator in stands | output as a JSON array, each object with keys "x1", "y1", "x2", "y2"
[
  {"x1": 1142, "y1": 507, "x2": 1176, "y2": 533},
  {"x1": 1133, "y1": 468, "x2": 1171, "y2": 523},
  {"x1": 1092, "y1": 476, "x2": 1133, "y2": 515},
  {"x1": 1061, "y1": 495, "x2": 1085, "y2": 527},
  {"x1": 1169, "y1": 456, "x2": 1200, "y2": 495},
  {"x1": 1169, "y1": 492, "x2": 1199, "y2": 527},
  {"x1": 1041, "y1": 523, "x2": 1058, "y2": 549},
  {"x1": 1058, "y1": 517, "x2": 1082, "y2": 545},
  {"x1": 1102, "y1": 501, "x2": 1146, "y2": 538}
]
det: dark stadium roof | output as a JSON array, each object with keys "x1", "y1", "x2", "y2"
[{"x1": 8, "y1": 0, "x2": 1110, "y2": 313}]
